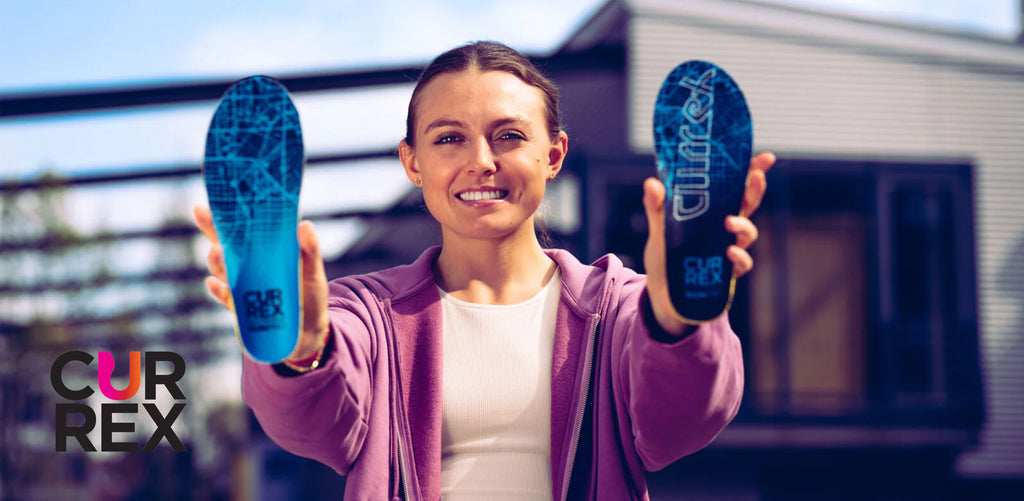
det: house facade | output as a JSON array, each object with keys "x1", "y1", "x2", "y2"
[{"x1": 541, "y1": 0, "x2": 1023, "y2": 494}]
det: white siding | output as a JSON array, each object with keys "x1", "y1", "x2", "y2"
[{"x1": 627, "y1": 11, "x2": 1024, "y2": 477}]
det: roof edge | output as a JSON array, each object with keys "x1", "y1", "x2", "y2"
[
  {"x1": 566, "y1": 0, "x2": 1024, "y2": 69},
  {"x1": 554, "y1": 0, "x2": 628, "y2": 54}
]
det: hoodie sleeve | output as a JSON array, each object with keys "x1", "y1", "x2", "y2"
[
  {"x1": 613, "y1": 275, "x2": 744, "y2": 472},
  {"x1": 240, "y1": 278, "x2": 379, "y2": 475}
]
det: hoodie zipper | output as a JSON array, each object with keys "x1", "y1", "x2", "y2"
[
  {"x1": 560, "y1": 313, "x2": 600, "y2": 501},
  {"x1": 377, "y1": 292, "x2": 415, "y2": 501},
  {"x1": 396, "y1": 422, "x2": 413, "y2": 500}
]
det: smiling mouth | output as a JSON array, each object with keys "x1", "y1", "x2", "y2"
[{"x1": 457, "y1": 189, "x2": 509, "y2": 202}]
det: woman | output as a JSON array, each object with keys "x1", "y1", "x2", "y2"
[{"x1": 195, "y1": 41, "x2": 773, "y2": 500}]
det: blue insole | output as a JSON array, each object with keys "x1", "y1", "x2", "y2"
[
  {"x1": 653, "y1": 61, "x2": 752, "y2": 323},
  {"x1": 203, "y1": 76, "x2": 303, "y2": 363}
]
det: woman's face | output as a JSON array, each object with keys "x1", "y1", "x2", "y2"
[{"x1": 399, "y1": 69, "x2": 567, "y2": 244}]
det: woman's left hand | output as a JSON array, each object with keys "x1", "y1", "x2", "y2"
[{"x1": 641, "y1": 152, "x2": 775, "y2": 336}]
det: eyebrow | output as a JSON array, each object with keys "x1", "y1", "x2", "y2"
[
  {"x1": 422, "y1": 116, "x2": 532, "y2": 134},
  {"x1": 491, "y1": 116, "x2": 532, "y2": 129},
  {"x1": 423, "y1": 118, "x2": 465, "y2": 133}
]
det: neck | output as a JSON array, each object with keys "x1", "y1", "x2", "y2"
[{"x1": 435, "y1": 224, "x2": 556, "y2": 305}]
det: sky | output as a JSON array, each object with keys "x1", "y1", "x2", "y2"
[
  {"x1": 0, "y1": 0, "x2": 1019, "y2": 94},
  {"x1": 0, "y1": 0, "x2": 603, "y2": 93}
]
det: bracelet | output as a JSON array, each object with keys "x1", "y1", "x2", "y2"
[{"x1": 281, "y1": 344, "x2": 325, "y2": 374}]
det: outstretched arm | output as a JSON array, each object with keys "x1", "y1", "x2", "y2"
[
  {"x1": 617, "y1": 152, "x2": 773, "y2": 470},
  {"x1": 193, "y1": 206, "x2": 370, "y2": 474}
]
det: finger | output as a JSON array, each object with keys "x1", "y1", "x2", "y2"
[
  {"x1": 641, "y1": 178, "x2": 688, "y2": 336},
  {"x1": 298, "y1": 221, "x2": 326, "y2": 293},
  {"x1": 741, "y1": 169, "x2": 767, "y2": 217},
  {"x1": 740, "y1": 152, "x2": 774, "y2": 217},
  {"x1": 642, "y1": 177, "x2": 666, "y2": 247},
  {"x1": 727, "y1": 245, "x2": 754, "y2": 278},
  {"x1": 725, "y1": 216, "x2": 759, "y2": 249},
  {"x1": 641, "y1": 177, "x2": 667, "y2": 280},
  {"x1": 192, "y1": 205, "x2": 220, "y2": 244},
  {"x1": 750, "y1": 151, "x2": 775, "y2": 174},
  {"x1": 297, "y1": 220, "x2": 331, "y2": 344},
  {"x1": 204, "y1": 275, "x2": 232, "y2": 310},
  {"x1": 207, "y1": 244, "x2": 228, "y2": 284},
  {"x1": 298, "y1": 220, "x2": 322, "y2": 263}
]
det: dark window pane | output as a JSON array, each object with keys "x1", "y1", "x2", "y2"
[{"x1": 890, "y1": 185, "x2": 954, "y2": 400}]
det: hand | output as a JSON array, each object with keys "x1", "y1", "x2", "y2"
[
  {"x1": 192, "y1": 205, "x2": 331, "y2": 362},
  {"x1": 642, "y1": 152, "x2": 775, "y2": 336}
]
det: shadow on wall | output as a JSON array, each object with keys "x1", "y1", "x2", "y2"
[
  {"x1": 990, "y1": 233, "x2": 1024, "y2": 472},
  {"x1": 960, "y1": 232, "x2": 1024, "y2": 480}
]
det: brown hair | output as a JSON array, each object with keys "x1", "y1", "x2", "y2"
[{"x1": 404, "y1": 41, "x2": 561, "y2": 146}]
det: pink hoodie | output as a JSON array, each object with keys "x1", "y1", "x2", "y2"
[{"x1": 241, "y1": 247, "x2": 743, "y2": 500}]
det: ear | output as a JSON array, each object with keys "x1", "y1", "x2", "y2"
[
  {"x1": 399, "y1": 139, "x2": 421, "y2": 185},
  {"x1": 547, "y1": 131, "x2": 568, "y2": 180}
]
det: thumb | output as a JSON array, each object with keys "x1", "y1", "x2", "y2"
[
  {"x1": 298, "y1": 220, "x2": 324, "y2": 272},
  {"x1": 641, "y1": 177, "x2": 688, "y2": 336},
  {"x1": 642, "y1": 177, "x2": 666, "y2": 255},
  {"x1": 294, "y1": 220, "x2": 330, "y2": 357}
]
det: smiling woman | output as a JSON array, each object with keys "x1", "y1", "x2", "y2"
[
  {"x1": 399, "y1": 67, "x2": 567, "y2": 284},
  {"x1": 194, "y1": 40, "x2": 772, "y2": 500}
]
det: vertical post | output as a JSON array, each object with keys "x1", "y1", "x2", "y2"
[
  {"x1": 773, "y1": 165, "x2": 792, "y2": 415},
  {"x1": 1019, "y1": 0, "x2": 1024, "y2": 43}
]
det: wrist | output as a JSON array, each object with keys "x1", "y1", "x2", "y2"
[
  {"x1": 642, "y1": 289, "x2": 699, "y2": 342},
  {"x1": 280, "y1": 334, "x2": 329, "y2": 373}
]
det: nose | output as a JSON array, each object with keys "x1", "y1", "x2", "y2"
[{"x1": 465, "y1": 138, "x2": 497, "y2": 176}]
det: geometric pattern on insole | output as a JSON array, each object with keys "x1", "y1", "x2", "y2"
[
  {"x1": 654, "y1": 60, "x2": 751, "y2": 224},
  {"x1": 204, "y1": 76, "x2": 303, "y2": 249}
]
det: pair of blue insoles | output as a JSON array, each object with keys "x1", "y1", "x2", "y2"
[
  {"x1": 654, "y1": 61, "x2": 753, "y2": 324},
  {"x1": 204, "y1": 76, "x2": 303, "y2": 363},
  {"x1": 204, "y1": 63, "x2": 750, "y2": 358}
]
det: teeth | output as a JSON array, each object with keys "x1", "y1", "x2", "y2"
[{"x1": 459, "y1": 190, "x2": 506, "y2": 201}]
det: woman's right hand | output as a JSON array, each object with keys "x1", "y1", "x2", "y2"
[{"x1": 192, "y1": 205, "x2": 331, "y2": 363}]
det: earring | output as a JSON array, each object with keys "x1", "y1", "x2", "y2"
[{"x1": 414, "y1": 178, "x2": 422, "y2": 186}]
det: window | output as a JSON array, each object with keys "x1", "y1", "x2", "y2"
[
  {"x1": 741, "y1": 159, "x2": 980, "y2": 422},
  {"x1": 594, "y1": 156, "x2": 982, "y2": 424}
]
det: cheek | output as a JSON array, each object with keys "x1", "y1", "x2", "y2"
[
  {"x1": 420, "y1": 189, "x2": 451, "y2": 226},
  {"x1": 421, "y1": 180, "x2": 449, "y2": 210}
]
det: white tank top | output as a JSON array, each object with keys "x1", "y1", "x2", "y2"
[{"x1": 438, "y1": 270, "x2": 561, "y2": 500}]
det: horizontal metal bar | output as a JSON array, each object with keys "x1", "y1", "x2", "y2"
[
  {"x1": 0, "y1": 267, "x2": 207, "y2": 295},
  {"x1": 0, "y1": 66, "x2": 423, "y2": 119},
  {"x1": 0, "y1": 46, "x2": 624, "y2": 119},
  {"x1": 0, "y1": 148, "x2": 397, "y2": 192},
  {"x1": 0, "y1": 204, "x2": 427, "y2": 253}
]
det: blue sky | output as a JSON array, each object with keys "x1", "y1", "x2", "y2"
[
  {"x1": 0, "y1": 0, "x2": 1018, "y2": 93},
  {"x1": 0, "y1": 0, "x2": 602, "y2": 93}
]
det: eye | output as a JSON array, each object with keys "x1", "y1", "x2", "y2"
[
  {"x1": 497, "y1": 131, "x2": 526, "y2": 142},
  {"x1": 433, "y1": 133, "x2": 462, "y2": 145}
]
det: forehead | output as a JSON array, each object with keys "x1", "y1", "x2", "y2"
[{"x1": 414, "y1": 70, "x2": 546, "y2": 129}]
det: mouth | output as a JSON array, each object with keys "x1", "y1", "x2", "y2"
[{"x1": 456, "y1": 188, "x2": 509, "y2": 202}]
